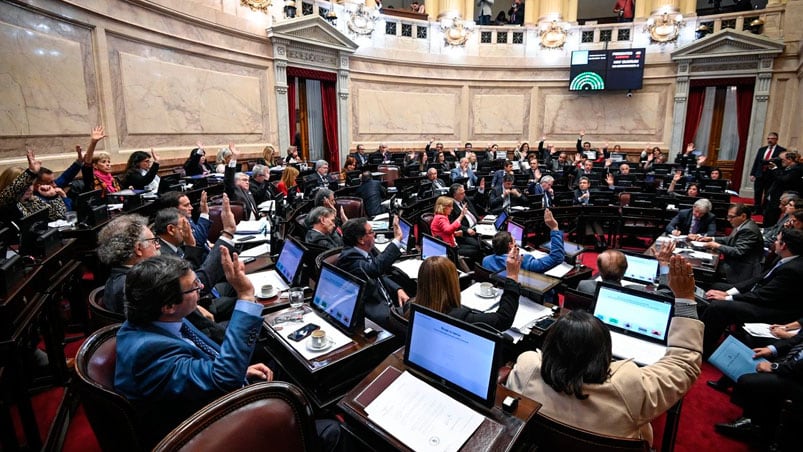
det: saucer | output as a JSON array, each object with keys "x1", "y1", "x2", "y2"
[
  {"x1": 475, "y1": 288, "x2": 499, "y2": 299},
  {"x1": 374, "y1": 237, "x2": 389, "y2": 244},
  {"x1": 258, "y1": 289, "x2": 279, "y2": 299},
  {"x1": 306, "y1": 338, "x2": 334, "y2": 352}
]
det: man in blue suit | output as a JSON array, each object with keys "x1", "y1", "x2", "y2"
[
  {"x1": 450, "y1": 157, "x2": 478, "y2": 187},
  {"x1": 482, "y1": 209, "x2": 565, "y2": 275},
  {"x1": 114, "y1": 250, "x2": 269, "y2": 447}
]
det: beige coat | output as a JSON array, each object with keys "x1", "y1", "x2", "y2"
[{"x1": 505, "y1": 317, "x2": 703, "y2": 445}]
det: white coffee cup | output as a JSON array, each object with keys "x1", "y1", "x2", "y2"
[
  {"x1": 376, "y1": 233, "x2": 387, "y2": 242},
  {"x1": 311, "y1": 330, "x2": 327, "y2": 348},
  {"x1": 480, "y1": 282, "x2": 495, "y2": 296},
  {"x1": 260, "y1": 284, "x2": 275, "y2": 298}
]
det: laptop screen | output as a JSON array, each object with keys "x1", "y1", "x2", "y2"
[
  {"x1": 312, "y1": 263, "x2": 365, "y2": 332},
  {"x1": 507, "y1": 221, "x2": 524, "y2": 247},
  {"x1": 398, "y1": 217, "x2": 412, "y2": 250},
  {"x1": 493, "y1": 210, "x2": 508, "y2": 231},
  {"x1": 593, "y1": 284, "x2": 673, "y2": 343},
  {"x1": 405, "y1": 305, "x2": 500, "y2": 407},
  {"x1": 623, "y1": 253, "x2": 659, "y2": 285},
  {"x1": 421, "y1": 235, "x2": 447, "y2": 260},
  {"x1": 275, "y1": 238, "x2": 304, "y2": 285}
]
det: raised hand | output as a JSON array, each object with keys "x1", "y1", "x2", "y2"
[
  {"x1": 200, "y1": 190, "x2": 209, "y2": 214},
  {"x1": 90, "y1": 125, "x2": 106, "y2": 143},
  {"x1": 75, "y1": 145, "x2": 84, "y2": 162},
  {"x1": 220, "y1": 247, "x2": 254, "y2": 301},
  {"x1": 150, "y1": 147, "x2": 159, "y2": 163},
  {"x1": 505, "y1": 244, "x2": 523, "y2": 281},
  {"x1": 667, "y1": 255, "x2": 695, "y2": 299},
  {"x1": 26, "y1": 148, "x2": 41, "y2": 173},
  {"x1": 544, "y1": 209, "x2": 558, "y2": 231}
]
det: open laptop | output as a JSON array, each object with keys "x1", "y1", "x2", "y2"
[
  {"x1": 247, "y1": 237, "x2": 305, "y2": 292},
  {"x1": 405, "y1": 304, "x2": 502, "y2": 407},
  {"x1": 310, "y1": 262, "x2": 366, "y2": 334},
  {"x1": 622, "y1": 252, "x2": 660, "y2": 286},
  {"x1": 398, "y1": 217, "x2": 413, "y2": 250},
  {"x1": 474, "y1": 210, "x2": 507, "y2": 237},
  {"x1": 507, "y1": 220, "x2": 525, "y2": 247},
  {"x1": 392, "y1": 234, "x2": 455, "y2": 279},
  {"x1": 593, "y1": 283, "x2": 673, "y2": 366}
]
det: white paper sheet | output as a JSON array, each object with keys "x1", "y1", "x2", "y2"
[
  {"x1": 393, "y1": 259, "x2": 424, "y2": 279},
  {"x1": 461, "y1": 282, "x2": 502, "y2": 312},
  {"x1": 247, "y1": 270, "x2": 289, "y2": 292},
  {"x1": 239, "y1": 243, "x2": 270, "y2": 258},
  {"x1": 365, "y1": 371, "x2": 484, "y2": 452},
  {"x1": 544, "y1": 262, "x2": 573, "y2": 278},
  {"x1": 236, "y1": 219, "x2": 268, "y2": 234},
  {"x1": 743, "y1": 323, "x2": 800, "y2": 339},
  {"x1": 511, "y1": 296, "x2": 552, "y2": 331}
]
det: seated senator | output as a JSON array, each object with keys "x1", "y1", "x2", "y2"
[
  {"x1": 430, "y1": 196, "x2": 466, "y2": 247},
  {"x1": 305, "y1": 206, "x2": 343, "y2": 250},
  {"x1": 407, "y1": 250, "x2": 522, "y2": 331},
  {"x1": 505, "y1": 255, "x2": 703, "y2": 446},
  {"x1": 665, "y1": 198, "x2": 716, "y2": 236}
]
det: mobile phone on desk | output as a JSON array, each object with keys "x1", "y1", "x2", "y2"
[{"x1": 287, "y1": 323, "x2": 319, "y2": 341}]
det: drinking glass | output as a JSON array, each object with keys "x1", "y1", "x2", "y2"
[{"x1": 289, "y1": 287, "x2": 304, "y2": 311}]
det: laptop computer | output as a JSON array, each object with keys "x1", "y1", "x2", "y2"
[
  {"x1": 474, "y1": 210, "x2": 507, "y2": 237},
  {"x1": 398, "y1": 217, "x2": 413, "y2": 250},
  {"x1": 593, "y1": 283, "x2": 674, "y2": 366},
  {"x1": 507, "y1": 220, "x2": 525, "y2": 247},
  {"x1": 622, "y1": 252, "x2": 660, "y2": 286},
  {"x1": 247, "y1": 237, "x2": 305, "y2": 292},
  {"x1": 311, "y1": 262, "x2": 366, "y2": 334},
  {"x1": 405, "y1": 304, "x2": 502, "y2": 407},
  {"x1": 392, "y1": 234, "x2": 455, "y2": 279}
]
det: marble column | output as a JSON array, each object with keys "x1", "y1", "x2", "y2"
[
  {"x1": 273, "y1": 39, "x2": 290, "y2": 154},
  {"x1": 741, "y1": 58, "x2": 775, "y2": 198},
  {"x1": 337, "y1": 54, "x2": 351, "y2": 166},
  {"x1": 650, "y1": 0, "x2": 680, "y2": 14},
  {"x1": 538, "y1": 0, "x2": 562, "y2": 21},
  {"x1": 634, "y1": 0, "x2": 650, "y2": 19},
  {"x1": 425, "y1": 0, "x2": 438, "y2": 19},
  {"x1": 464, "y1": 0, "x2": 474, "y2": 22},
  {"x1": 524, "y1": 0, "x2": 540, "y2": 24},
  {"x1": 680, "y1": 0, "x2": 697, "y2": 15},
  {"x1": 439, "y1": 0, "x2": 463, "y2": 18},
  {"x1": 670, "y1": 63, "x2": 690, "y2": 162},
  {"x1": 565, "y1": 0, "x2": 578, "y2": 23}
]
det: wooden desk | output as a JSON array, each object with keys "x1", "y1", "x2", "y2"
[
  {"x1": 338, "y1": 348, "x2": 541, "y2": 451},
  {"x1": 261, "y1": 308, "x2": 399, "y2": 409}
]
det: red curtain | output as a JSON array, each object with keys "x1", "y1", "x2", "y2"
[
  {"x1": 682, "y1": 87, "x2": 705, "y2": 150},
  {"x1": 287, "y1": 76, "x2": 296, "y2": 146},
  {"x1": 733, "y1": 85, "x2": 754, "y2": 192},
  {"x1": 321, "y1": 81, "x2": 340, "y2": 169}
]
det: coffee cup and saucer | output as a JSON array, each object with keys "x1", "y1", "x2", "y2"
[
  {"x1": 374, "y1": 233, "x2": 389, "y2": 244},
  {"x1": 306, "y1": 330, "x2": 333, "y2": 352},
  {"x1": 258, "y1": 284, "x2": 278, "y2": 299},
  {"x1": 475, "y1": 282, "x2": 498, "y2": 298}
]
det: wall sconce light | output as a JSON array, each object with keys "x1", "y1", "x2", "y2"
[
  {"x1": 347, "y1": 4, "x2": 379, "y2": 36},
  {"x1": 644, "y1": 10, "x2": 685, "y2": 43},
  {"x1": 539, "y1": 20, "x2": 568, "y2": 49},
  {"x1": 440, "y1": 16, "x2": 475, "y2": 46},
  {"x1": 695, "y1": 24, "x2": 711, "y2": 40},
  {"x1": 748, "y1": 18, "x2": 764, "y2": 35},
  {"x1": 284, "y1": 0, "x2": 297, "y2": 19}
]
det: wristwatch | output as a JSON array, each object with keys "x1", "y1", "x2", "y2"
[{"x1": 770, "y1": 362, "x2": 779, "y2": 371}]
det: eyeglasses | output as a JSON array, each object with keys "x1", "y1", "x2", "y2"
[
  {"x1": 139, "y1": 237, "x2": 160, "y2": 245},
  {"x1": 726, "y1": 214, "x2": 738, "y2": 219},
  {"x1": 365, "y1": 229, "x2": 376, "y2": 236},
  {"x1": 182, "y1": 277, "x2": 203, "y2": 295}
]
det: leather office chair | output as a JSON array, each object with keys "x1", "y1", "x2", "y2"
[
  {"x1": 74, "y1": 324, "x2": 144, "y2": 452},
  {"x1": 87, "y1": 286, "x2": 124, "y2": 333},
  {"x1": 153, "y1": 382, "x2": 318, "y2": 452},
  {"x1": 418, "y1": 213, "x2": 434, "y2": 243},
  {"x1": 377, "y1": 165, "x2": 400, "y2": 187},
  {"x1": 335, "y1": 196, "x2": 366, "y2": 219},
  {"x1": 531, "y1": 413, "x2": 651, "y2": 452},
  {"x1": 314, "y1": 247, "x2": 343, "y2": 278},
  {"x1": 562, "y1": 287, "x2": 596, "y2": 312},
  {"x1": 207, "y1": 202, "x2": 245, "y2": 242}
]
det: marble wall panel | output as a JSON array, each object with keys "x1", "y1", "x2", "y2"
[
  {"x1": 471, "y1": 94, "x2": 527, "y2": 136},
  {"x1": 119, "y1": 53, "x2": 263, "y2": 135},
  {"x1": 355, "y1": 88, "x2": 459, "y2": 136}
]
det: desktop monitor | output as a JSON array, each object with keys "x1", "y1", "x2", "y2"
[
  {"x1": 275, "y1": 237, "x2": 305, "y2": 286},
  {"x1": 405, "y1": 304, "x2": 501, "y2": 407},
  {"x1": 311, "y1": 262, "x2": 366, "y2": 333},
  {"x1": 421, "y1": 234, "x2": 448, "y2": 261},
  {"x1": 507, "y1": 221, "x2": 525, "y2": 247},
  {"x1": 158, "y1": 173, "x2": 182, "y2": 194},
  {"x1": 76, "y1": 189, "x2": 109, "y2": 227},
  {"x1": 17, "y1": 207, "x2": 53, "y2": 257}
]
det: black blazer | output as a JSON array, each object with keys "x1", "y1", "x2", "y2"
[
  {"x1": 734, "y1": 256, "x2": 803, "y2": 310},
  {"x1": 336, "y1": 245, "x2": 402, "y2": 327},
  {"x1": 665, "y1": 209, "x2": 717, "y2": 236},
  {"x1": 750, "y1": 144, "x2": 785, "y2": 178},
  {"x1": 355, "y1": 179, "x2": 387, "y2": 217},
  {"x1": 304, "y1": 228, "x2": 343, "y2": 250}
]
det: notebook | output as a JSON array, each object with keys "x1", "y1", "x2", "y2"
[
  {"x1": 593, "y1": 283, "x2": 673, "y2": 366},
  {"x1": 246, "y1": 237, "x2": 305, "y2": 292},
  {"x1": 311, "y1": 263, "x2": 366, "y2": 334},
  {"x1": 405, "y1": 304, "x2": 502, "y2": 407},
  {"x1": 622, "y1": 252, "x2": 660, "y2": 286}
]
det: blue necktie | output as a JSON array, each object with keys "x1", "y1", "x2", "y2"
[{"x1": 180, "y1": 322, "x2": 219, "y2": 358}]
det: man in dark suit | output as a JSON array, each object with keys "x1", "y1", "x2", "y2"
[
  {"x1": 447, "y1": 183, "x2": 483, "y2": 265},
  {"x1": 577, "y1": 250, "x2": 628, "y2": 296},
  {"x1": 749, "y1": 132, "x2": 785, "y2": 209},
  {"x1": 529, "y1": 175, "x2": 554, "y2": 207},
  {"x1": 491, "y1": 160, "x2": 514, "y2": 190},
  {"x1": 354, "y1": 171, "x2": 387, "y2": 217},
  {"x1": 450, "y1": 157, "x2": 478, "y2": 187},
  {"x1": 489, "y1": 174, "x2": 524, "y2": 214},
  {"x1": 764, "y1": 150, "x2": 803, "y2": 226},
  {"x1": 692, "y1": 203, "x2": 763, "y2": 284},
  {"x1": 336, "y1": 217, "x2": 409, "y2": 328},
  {"x1": 248, "y1": 164, "x2": 271, "y2": 205},
  {"x1": 665, "y1": 198, "x2": 717, "y2": 236},
  {"x1": 305, "y1": 206, "x2": 343, "y2": 250},
  {"x1": 418, "y1": 168, "x2": 447, "y2": 199},
  {"x1": 304, "y1": 160, "x2": 335, "y2": 196},
  {"x1": 703, "y1": 228, "x2": 803, "y2": 357},
  {"x1": 714, "y1": 330, "x2": 803, "y2": 443},
  {"x1": 348, "y1": 144, "x2": 369, "y2": 169},
  {"x1": 223, "y1": 153, "x2": 259, "y2": 220}
]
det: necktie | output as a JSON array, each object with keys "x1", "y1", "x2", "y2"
[
  {"x1": 180, "y1": 322, "x2": 219, "y2": 358},
  {"x1": 543, "y1": 193, "x2": 550, "y2": 208},
  {"x1": 764, "y1": 145, "x2": 774, "y2": 161},
  {"x1": 366, "y1": 255, "x2": 392, "y2": 306},
  {"x1": 690, "y1": 218, "x2": 699, "y2": 234}
]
